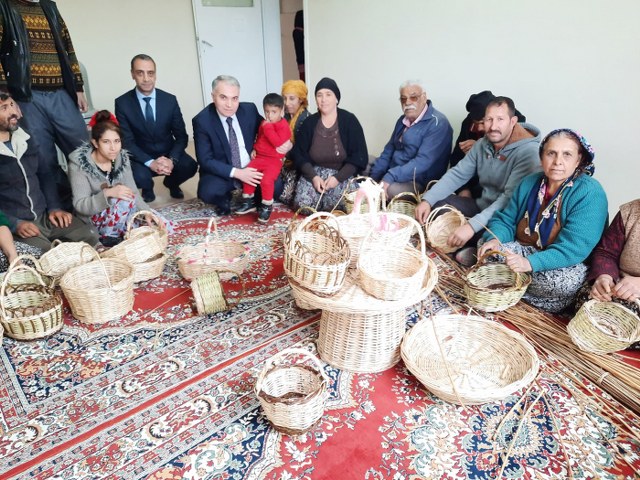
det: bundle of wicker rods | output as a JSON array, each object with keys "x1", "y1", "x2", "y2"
[{"x1": 433, "y1": 250, "x2": 640, "y2": 417}]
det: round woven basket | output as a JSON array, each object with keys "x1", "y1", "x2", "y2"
[
  {"x1": 465, "y1": 249, "x2": 531, "y2": 312},
  {"x1": 255, "y1": 348, "x2": 328, "y2": 435},
  {"x1": 133, "y1": 253, "x2": 168, "y2": 283},
  {"x1": 424, "y1": 205, "x2": 467, "y2": 254},
  {"x1": 387, "y1": 191, "x2": 420, "y2": 218},
  {"x1": 39, "y1": 240, "x2": 95, "y2": 280},
  {"x1": 177, "y1": 216, "x2": 250, "y2": 281},
  {"x1": 358, "y1": 218, "x2": 430, "y2": 301},
  {"x1": 0, "y1": 264, "x2": 63, "y2": 340},
  {"x1": 60, "y1": 250, "x2": 135, "y2": 325},
  {"x1": 401, "y1": 315, "x2": 539, "y2": 405},
  {"x1": 102, "y1": 211, "x2": 164, "y2": 264},
  {"x1": 283, "y1": 212, "x2": 351, "y2": 296},
  {"x1": 191, "y1": 270, "x2": 245, "y2": 315},
  {"x1": 126, "y1": 210, "x2": 169, "y2": 250},
  {"x1": 568, "y1": 299, "x2": 640, "y2": 354}
]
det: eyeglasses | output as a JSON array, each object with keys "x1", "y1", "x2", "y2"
[{"x1": 399, "y1": 92, "x2": 424, "y2": 104}]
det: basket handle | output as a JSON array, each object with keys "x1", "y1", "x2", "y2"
[
  {"x1": 204, "y1": 216, "x2": 220, "y2": 246},
  {"x1": 387, "y1": 191, "x2": 420, "y2": 209},
  {"x1": 424, "y1": 204, "x2": 466, "y2": 230},
  {"x1": 472, "y1": 248, "x2": 528, "y2": 289},
  {"x1": 126, "y1": 209, "x2": 165, "y2": 237},
  {"x1": 81, "y1": 244, "x2": 113, "y2": 289},
  {"x1": 360, "y1": 215, "x2": 426, "y2": 255},
  {"x1": 296, "y1": 211, "x2": 340, "y2": 233},
  {"x1": 255, "y1": 347, "x2": 328, "y2": 394},
  {"x1": 0, "y1": 263, "x2": 47, "y2": 317}
]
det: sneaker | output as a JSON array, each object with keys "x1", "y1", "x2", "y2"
[
  {"x1": 235, "y1": 199, "x2": 256, "y2": 215},
  {"x1": 455, "y1": 247, "x2": 477, "y2": 267},
  {"x1": 258, "y1": 204, "x2": 272, "y2": 223},
  {"x1": 142, "y1": 189, "x2": 156, "y2": 203}
]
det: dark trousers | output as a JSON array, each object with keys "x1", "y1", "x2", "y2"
[
  {"x1": 432, "y1": 194, "x2": 483, "y2": 247},
  {"x1": 15, "y1": 215, "x2": 99, "y2": 252},
  {"x1": 198, "y1": 172, "x2": 283, "y2": 210},
  {"x1": 130, "y1": 151, "x2": 198, "y2": 193}
]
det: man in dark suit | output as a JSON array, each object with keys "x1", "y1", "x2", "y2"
[
  {"x1": 193, "y1": 75, "x2": 284, "y2": 215},
  {"x1": 115, "y1": 54, "x2": 198, "y2": 203}
]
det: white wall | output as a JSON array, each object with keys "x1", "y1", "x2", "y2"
[{"x1": 305, "y1": 0, "x2": 640, "y2": 216}]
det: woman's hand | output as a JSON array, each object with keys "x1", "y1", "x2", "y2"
[
  {"x1": 591, "y1": 274, "x2": 614, "y2": 302},
  {"x1": 447, "y1": 224, "x2": 475, "y2": 248},
  {"x1": 312, "y1": 176, "x2": 325, "y2": 193},
  {"x1": 106, "y1": 184, "x2": 135, "y2": 200},
  {"x1": 504, "y1": 251, "x2": 532, "y2": 273},
  {"x1": 613, "y1": 275, "x2": 640, "y2": 302},
  {"x1": 324, "y1": 176, "x2": 339, "y2": 191},
  {"x1": 478, "y1": 238, "x2": 501, "y2": 258},
  {"x1": 415, "y1": 201, "x2": 432, "y2": 225}
]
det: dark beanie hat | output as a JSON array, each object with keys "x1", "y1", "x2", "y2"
[
  {"x1": 315, "y1": 77, "x2": 341, "y2": 102},
  {"x1": 466, "y1": 90, "x2": 496, "y2": 121}
]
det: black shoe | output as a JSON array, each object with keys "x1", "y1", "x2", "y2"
[
  {"x1": 100, "y1": 236, "x2": 123, "y2": 247},
  {"x1": 169, "y1": 187, "x2": 184, "y2": 199},
  {"x1": 215, "y1": 203, "x2": 231, "y2": 216},
  {"x1": 235, "y1": 199, "x2": 257, "y2": 215},
  {"x1": 257, "y1": 204, "x2": 272, "y2": 223},
  {"x1": 142, "y1": 189, "x2": 156, "y2": 203}
]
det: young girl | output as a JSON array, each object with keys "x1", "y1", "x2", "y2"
[{"x1": 68, "y1": 110, "x2": 171, "y2": 245}]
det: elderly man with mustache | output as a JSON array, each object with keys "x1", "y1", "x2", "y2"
[
  {"x1": 370, "y1": 80, "x2": 452, "y2": 199},
  {"x1": 415, "y1": 96, "x2": 541, "y2": 266}
]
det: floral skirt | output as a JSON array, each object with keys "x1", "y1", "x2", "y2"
[{"x1": 292, "y1": 166, "x2": 349, "y2": 212}]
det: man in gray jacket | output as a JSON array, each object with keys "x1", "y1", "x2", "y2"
[{"x1": 415, "y1": 96, "x2": 541, "y2": 259}]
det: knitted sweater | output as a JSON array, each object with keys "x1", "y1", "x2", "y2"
[
  {"x1": 67, "y1": 143, "x2": 149, "y2": 225},
  {"x1": 423, "y1": 122, "x2": 541, "y2": 232},
  {"x1": 483, "y1": 172, "x2": 608, "y2": 272}
]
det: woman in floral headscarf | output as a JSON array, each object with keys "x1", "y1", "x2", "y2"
[{"x1": 478, "y1": 129, "x2": 608, "y2": 312}]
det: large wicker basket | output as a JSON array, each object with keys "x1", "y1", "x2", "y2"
[
  {"x1": 401, "y1": 315, "x2": 539, "y2": 405},
  {"x1": 284, "y1": 212, "x2": 350, "y2": 296},
  {"x1": 191, "y1": 270, "x2": 244, "y2": 315},
  {"x1": 465, "y1": 249, "x2": 531, "y2": 312},
  {"x1": 358, "y1": 218, "x2": 430, "y2": 301},
  {"x1": 424, "y1": 205, "x2": 467, "y2": 254},
  {"x1": 60, "y1": 249, "x2": 135, "y2": 325},
  {"x1": 568, "y1": 299, "x2": 640, "y2": 354},
  {"x1": 177, "y1": 216, "x2": 250, "y2": 281},
  {"x1": 0, "y1": 264, "x2": 63, "y2": 340},
  {"x1": 39, "y1": 240, "x2": 95, "y2": 280},
  {"x1": 255, "y1": 347, "x2": 328, "y2": 435}
]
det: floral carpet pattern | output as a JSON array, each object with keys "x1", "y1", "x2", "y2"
[{"x1": 1, "y1": 200, "x2": 638, "y2": 479}]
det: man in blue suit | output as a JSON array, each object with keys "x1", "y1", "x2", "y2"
[
  {"x1": 115, "y1": 54, "x2": 198, "y2": 203},
  {"x1": 193, "y1": 75, "x2": 278, "y2": 215}
]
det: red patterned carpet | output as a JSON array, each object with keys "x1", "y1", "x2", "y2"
[{"x1": 1, "y1": 200, "x2": 639, "y2": 479}]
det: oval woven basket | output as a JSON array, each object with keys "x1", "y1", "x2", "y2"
[
  {"x1": 60, "y1": 249, "x2": 135, "y2": 325},
  {"x1": 401, "y1": 314, "x2": 539, "y2": 405},
  {"x1": 464, "y1": 249, "x2": 531, "y2": 312},
  {"x1": 358, "y1": 217, "x2": 430, "y2": 301},
  {"x1": 283, "y1": 212, "x2": 351, "y2": 296},
  {"x1": 126, "y1": 210, "x2": 169, "y2": 250},
  {"x1": 101, "y1": 211, "x2": 164, "y2": 264},
  {"x1": 568, "y1": 299, "x2": 640, "y2": 354},
  {"x1": 177, "y1": 216, "x2": 250, "y2": 281},
  {"x1": 255, "y1": 348, "x2": 328, "y2": 435},
  {"x1": 39, "y1": 240, "x2": 95, "y2": 279},
  {"x1": 191, "y1": 269, "x2": 245, "y2": 315},
  {"x1": 387, "y1": 191, "x2": 420, "y2": 218},
  {"x1": 424, "y1": 205, "x2": 467, "y2": 254},
  {"x1": 0, "y1": 264, "x2": 63, "y2": 340},
  {"x1": 133, "y1": 253, "x2": 168, "y2": 283}
]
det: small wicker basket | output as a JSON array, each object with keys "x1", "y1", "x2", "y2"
[
  {"x1": 358, "y1": 218, "x2": 430, "y2": 301},
  {"x1": 0, "y1": 255, "x2": 52, "y2": 288},
  {"x1": 133, "y1": 253, "x2": 168, "y2": 283},
  {"x1": 465, "y1": 249, "x2": 531, "y2": 312},
  {"x1": 387, "y1": 191, "x2": 421, "y2": 218},
  {"x1": 424, "y1": 205, "x2": 467, "y2": 254},
  {"x1": 401, "y1": 314, "x2": 539, "y2": 405},
  {"x1": 60, "y1": 247, "x2": 135, "y2": 324},
  {"x1": 284, "y1": 212, "x2": 351, "y2": 296},
  {"x1": 568, "y1": 299, "x2": 640, "y2": 354},
  {"x1": 343, "y1": 176, "x2": 382, "y2": 214},
  {"x1": 177, "y1": 216, "x2": 250, "y2": 281},
  {"x1": 126, "y1": 210, "x2": 169, "y2": 250},
  {"x1": 0, "y1": 264, "x2": 63, "y2": 340},
  {"x1": 255, "y1": 348, "x2": 328, "y2": 435},
  {"x1": 190, "y1": 270, "x2": 245, "y2": 315},
  {"x1": 39, "y1": 240, "x2": 95, "y2": 280},
  {"x1": 101, "y1": 211, "x2": 164, "y2": 264}
]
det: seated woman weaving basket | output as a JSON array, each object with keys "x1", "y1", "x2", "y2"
[
  {"x1": 478, "y1": 129, "x2": 608, "y2": 312},
  {"x1": 575, "y1": 198, "x2": 640, "y2": 349}
]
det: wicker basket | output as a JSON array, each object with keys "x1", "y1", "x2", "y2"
[
  {"x1": 60, "y1": 248, "x2": 135, "y2": 325},
  {"x1": 177, "y1": 216, "x2": 250, "y2": 281},
  {"x1": 133, "y1": 253, "x2": 168, "y2": 283},
  {"x1": 424, "y1": 205, "x2": 467, "y2": 254},
  {"x1": 39, "y1": 240, "x2": 95, "y2": 280},
  {"x1": 568, "y1": 299, "x2": 640, "y2": 354},
  {"x1": 191, "y1": 270, "x2": 245, "y2": 315},
  {"x1": 126, "y1": 210, "x2": 169, "y2": 250},
  {"x1": 343, "y1": 176, "x2": 382, "y2": 214},
  {"x1": 465, "y1": 250, "x2": 531, "y2": 312},
  {"x1": 358, "y1": 218, "x2": 430, "y2": 301},
  {"x1": 284, "y1": 212, "x2": 351, "y2": 296},
  {"x1": 255, "y1": 347, "x2": 328, "y2": 435},
  {"x1": 387, "y1": 191, "x2": 421, "y2": 218},
  {"x1": 0, "y1": 264, "x2": 63, "y2": 340},
  {"x1": 0, "y1": 255, "x2": 53, "y2": 288},
  {"x1": 101, "y1": 211, "x2": 164, "y2": 264},
  {"x1": 401, "y1": 315, "x2": 539, "y2": 405}
]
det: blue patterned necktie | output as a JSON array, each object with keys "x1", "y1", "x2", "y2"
[
  {"x1": 143, "y1": 97, "x2": 155, "y2": 126},
  {"x1": 226, "y1": 116, "x2": 242, "y2": 169}
]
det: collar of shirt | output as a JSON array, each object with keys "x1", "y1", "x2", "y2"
[
  {"x1": 135, "y1": 88, "x2": 156, "y2": 114},
  {"x1": 401, "y1": 101, "x2": 430, "y2": 128}
]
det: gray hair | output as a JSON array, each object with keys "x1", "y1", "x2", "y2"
[
  {"x1": 212, "y1": 75, "x2": 240, "y2": 91},
  {"x1": 399, "y1": 79, "x2": 426, "y2": 92}
]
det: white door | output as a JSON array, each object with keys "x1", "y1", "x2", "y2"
[{"x1": 191, "y1": 0, "x2": 283, "y2": 109}]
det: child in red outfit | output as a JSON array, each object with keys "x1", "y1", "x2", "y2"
[{"x1": 236, "y1": 93, "x2": 291, "y2": 223}]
